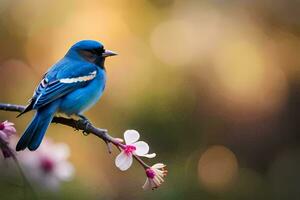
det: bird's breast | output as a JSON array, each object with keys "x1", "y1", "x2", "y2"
[{"x1": 58, "y1": 70, "x2": 106, "y2": 115}]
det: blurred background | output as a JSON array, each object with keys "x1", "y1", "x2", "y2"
[{"x1": 0, "y1": 0, "x2": 300, "y2": 199}]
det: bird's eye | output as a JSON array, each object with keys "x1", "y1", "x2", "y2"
[
  {"x1": 79, "y1": 50, "x2": 97, "y2": 62},
  {"x1": 94, "y1": 47, "x2": 104, "y2": 55}
]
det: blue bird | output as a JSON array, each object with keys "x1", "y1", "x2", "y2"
[{"x1": 16, "y1": 40, "x2": 117, "y2": 151}]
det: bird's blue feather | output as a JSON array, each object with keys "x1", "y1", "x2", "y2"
[
  {"x1": 16, "y1": 101, "x2": 60, "y2": 151},
  {"x1": 32, "y1": 60, "x2": 98, "y2": 109},
  {"x1": 16, "y1": 40, "x2": 111, "y2": 151}
]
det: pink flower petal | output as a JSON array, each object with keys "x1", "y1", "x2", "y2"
[
  {"x1": 4, "y1": 126, "x2": 16, "y2": 136},
  {"x1": 115, "y1": 150, "x2": 133, "y2": 171},
  {"x1": 55, "y1": 161, "x2": 75, "y2": 181},
  {"x1": 142, "y1": 178, "x2": 151, "y2": 190},
  {"x1": 124, "y1": 130, "x2": 140, "y2": 145},
  {"x1": 52, "y1": 143, "x2": 70, "y2": 162},
  {"x1": 0, "y1": 131, "x2": 8, "y2": 142},
  {"x1": 3, "y1": 121, "x2": 14, "y2": 126},
  {"x1": 133, "y1": 141, "x2": 149, "y2": 156}
]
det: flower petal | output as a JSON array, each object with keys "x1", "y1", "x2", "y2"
[
  {"x1": 3, "y1": 121, "x2": 14, "y2": 126},
  {"x1": 55, "y1": 161, "x2": 75, "y2": 181},
  {"x1": 52, "y1": 143, "x2": 70, "y2": 162},
  {"x1": 0, "y1": 131, "x2": 8, "y2": 141},
  {"x1": 4, "y1": 126, "x2": 16, "y2": 136},
  {"x1": 142, "y1": 178, "x2": 151, "y2": 190},
  {"x1": 133, "y1": 141, "x2": 149, "y2": 156},
  {"x1": 115, "y1": 151, "x2": 133, "y2": 171},
  {"x1": 124, "y1": 130, "x2": 140, "y2": 145},
  {"x1": 152, "y1": 163, "x2": 166, "y2": 169},
  {"x1": 150, "y1": 179, "x2": 157, "y2": 188},
  {"x1": 141, "y1": 153, "x2": 156, "y2": 158}
]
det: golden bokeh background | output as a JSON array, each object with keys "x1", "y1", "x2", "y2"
[{"x1": 1, "y1": 0, "x2": 300, "y2": 199}]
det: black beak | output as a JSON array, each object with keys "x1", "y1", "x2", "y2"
[{"x1": 102, "y1": 50, "x2": 118, "y2": 57}]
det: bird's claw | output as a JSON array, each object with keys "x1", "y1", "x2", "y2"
[
  {"x1": 78, "y1": 115, "x2": 90, "y2": 136},
  {"x1": 81, "y1": 120, "x2": 90, "y2": 136},
  {"x1": 74, "y1": 122, "x2": 80, "y2": 131}
]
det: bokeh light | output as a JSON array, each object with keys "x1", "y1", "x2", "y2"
[
  {"x1": 198, "y1": 145, "x2": 238, "y2": 192},
  {"x1": 150, "y1": 19, "x2": 197, "y2": 67},
  {"x1": 209, "y1": 37, "x2": 288, "y2": 121},
  {"x1": 0, "y1": 0, "x2": 300, "y2": 199}
]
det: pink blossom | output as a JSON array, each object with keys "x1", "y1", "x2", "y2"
[
  {"x1": 0, "y1": 121, "x2": 16, "y2": 142},
  {"x1": 115, "y1": 130, "x2": 156, "y2": 171},
  {"x1": 0, "y1": 121, "x2": 16, "y2": 158},
  {"x1": 143, "y1": 163, "x2": 167, "y2": 190},
  {"x1": 17, "y1": 139, "x2": 74, "y2": 191}
]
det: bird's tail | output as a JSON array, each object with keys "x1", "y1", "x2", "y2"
[{"x1": 16, "y1": 102, "x2": 59, "y2": 151}]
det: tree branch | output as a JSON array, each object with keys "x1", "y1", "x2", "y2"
[
  {"x1": 0, "y1": 103, "x2": 117, "y2": 145},
  {"x1": 0, "y1": 103, "x2": 149, "y2": 168}
]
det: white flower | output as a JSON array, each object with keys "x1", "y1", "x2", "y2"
[
  {"x1": 115, "y1": 130, "x2": 156, "y2": 171},
  {"x1": 17, "y1": 139, "x2": 74, "y2": 191},
  {"x1": 143, "y1": 163, "x2": 167, "y2": 190}
]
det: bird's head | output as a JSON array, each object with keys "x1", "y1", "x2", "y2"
[{"x1": 66, "y1": 40, "x2": 117, "y2": 67}]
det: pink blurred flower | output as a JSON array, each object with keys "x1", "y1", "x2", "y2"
[
  {"x1": 115, "y1": 130, "x2": 156, "y2": 171},
  {"x1": 143, "y1": 163, "x2": 167, "y2": 190},
  {"x1": 18, "y1": 139, "x2": 74, "y2": 191},
  {"x1": 0, "y1": 121, "x2": 16, "y2": 158},
  {"x1": 0, "y1": 121, "x2": 16, "y2": 142}
]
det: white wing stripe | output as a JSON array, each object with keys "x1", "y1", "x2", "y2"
[{"x1": 59, "y1": 71, "x2": 97, "y2": 84}]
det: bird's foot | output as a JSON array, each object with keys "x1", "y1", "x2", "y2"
[{"x1": 78, "y1": 114, "x2": 90, "y2": 135}]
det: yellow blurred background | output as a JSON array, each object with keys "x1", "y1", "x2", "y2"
[{"x1": 1, "y1": 0, "x2": 300, "y2": 199}]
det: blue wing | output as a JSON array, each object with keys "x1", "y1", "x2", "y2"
[{"x1": 28, "y1": 59, "x2": 98, "y2": 110}]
